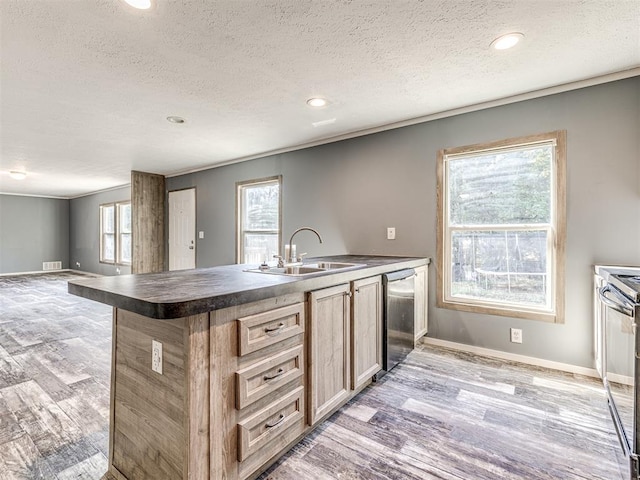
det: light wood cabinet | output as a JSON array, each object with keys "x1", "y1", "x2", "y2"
[
  {"x1": 237, "y1": 385, "x2": 305, "y2": 462},
  {"x1": 351, "y1": 276, "x2": 382, "y2": 390},
  {"x1": 208, "y1": 292, "x2": 307, "y2": 480},
  {"x1": 237, "y1": 302, "x2": 305, "y2": 356},
  {"x1": 235, "y1": 345, "x2": 304, "y2": 410},
  {"x1": 307, "y1": 283, "x2": 351, "y2": 425},
  {"x1": 233, "y1": 300, "x2": 306, "y2": 479},
  {"x1": 414, "y1": 265, "x2": 429, "y2": 342}
]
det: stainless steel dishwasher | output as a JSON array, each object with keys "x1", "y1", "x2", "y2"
[{"x1": 381, "y1": 269, "x2": 416, "y2": 374}]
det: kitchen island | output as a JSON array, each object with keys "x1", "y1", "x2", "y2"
[{"x1": 69, "y1": 255, "x2": 429, "y2": 480}]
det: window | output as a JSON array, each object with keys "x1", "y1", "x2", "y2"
[
  {"x1": 100, "y1": 201, "x2": 132, "y2": 265},
  {"x1": 117, "y1": 202, "x2": 132, "y2": 264},
  {"x1": 237, "y1": 176, "x2": 281, "y2": 264},
  {"x1": 437, "y1": 131, "x2": 566, "y2": 322}
]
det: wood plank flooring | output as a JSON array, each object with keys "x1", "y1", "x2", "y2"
[
  {"x1": 0, "y1": 272, "x2": 111, "y2": 479},
  {"x1": 0, "y1": 272, "x2": 628, "y2": 479},
  {"x1": 260, "y1": 346, "x2": 627, "y2": 480}
]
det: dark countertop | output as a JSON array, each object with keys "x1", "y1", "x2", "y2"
[{"x1": 68, "y1": 255, "x2": 430, "y2": 319}]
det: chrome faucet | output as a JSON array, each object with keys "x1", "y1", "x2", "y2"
[{"x1": 286, "y1": 227, "x2": 323, "y2": 264}]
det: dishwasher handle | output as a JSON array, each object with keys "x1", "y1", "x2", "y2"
[{"x1": 383, "y1": 268, "x2": 416, "y2": 283}]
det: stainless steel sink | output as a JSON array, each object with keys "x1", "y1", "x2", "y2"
[
  {"x1": 308, "y1": 262, "x2": 361, "y2": 270},
  {"x1": 282, "y1": 266, "x2": 326, "y2": 275},
  {"x1": 244, "y1": 262, "x2": 365, "y2": 276}
]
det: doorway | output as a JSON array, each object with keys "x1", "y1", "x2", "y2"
[{"x1": 168, "y1": 188, "x2": 196, "y2": 271}]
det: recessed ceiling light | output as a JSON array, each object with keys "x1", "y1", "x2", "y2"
[
  {"x1": 490, "y1": 32, "x2": 524, "y2": 50},
  {"x1": 9, "y1": 171, "x2": 27, "y2": 180},
  {"x1": 123, "y1": 0, "x2": 151, "y2": 9},
  {"x1": 166, "y1": 116, "x2": 186, "y2": 124},
  {"x1": 307, "y1": 97, "x2": 329, "y2": 108}
]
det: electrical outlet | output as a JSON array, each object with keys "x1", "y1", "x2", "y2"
[
  {"x1": 152, "y1": 340, "x2": 163, "y2": 374},
  {"x1": 75, "y1": 261, "x2": 80, "y2": 268},
  {"x1": 387, "y1": 227, "x2": 396, "y2": 240},
  {"x1": 199, "y1": 231, "x2": 204, "y2": 239},
  {"x1": 510, "y1": 328, "x2": 523, "y2": 344}
]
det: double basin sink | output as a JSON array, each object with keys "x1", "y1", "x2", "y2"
[{"x1": 246, "y1": 261, "x2": 366, "y2": 277}]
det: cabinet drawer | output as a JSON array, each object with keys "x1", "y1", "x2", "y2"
[
  {"x1": 237, "y1": 303, "x2": 305, "y2": 356},
  {"x1": 236, "y1": 345, "x2": 304, "y2": 409},
  {"x1": 237, "y1": 385, "x2": 305, "y2": 462}
]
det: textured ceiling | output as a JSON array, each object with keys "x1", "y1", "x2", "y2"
[{"x1": 1, "y1": 0, "x2": 639, "y2": 198}]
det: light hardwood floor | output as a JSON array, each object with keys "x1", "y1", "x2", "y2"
[
  {"x1": 0, "y1": 272, "x2": 627, "y2": 479},
  {"x1": 0, "y1": 272, "x2": 111, "y2": 479}
]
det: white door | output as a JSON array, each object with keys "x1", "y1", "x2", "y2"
[{"x1": 169, "y1": 188, "x2": 196, "y2": 271}]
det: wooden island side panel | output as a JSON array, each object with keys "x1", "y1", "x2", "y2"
[{"x1": 109, "y1": 308, "x2": 209, "y2": 480}]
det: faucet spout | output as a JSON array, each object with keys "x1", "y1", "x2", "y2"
[{"x1": 287, "y1": 227, "x2": 323, "y2": 263}]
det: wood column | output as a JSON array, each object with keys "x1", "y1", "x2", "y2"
[{"x1": 131, "y1": 171, "x2": 165, "y2": 274}]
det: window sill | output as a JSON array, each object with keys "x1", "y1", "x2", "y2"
[
  {"x1": 436, "y1": 297, "x2": 559, "y2": 323},
  {"x1": 99, "y1": 261, "x2": 131, "y2": 267}
]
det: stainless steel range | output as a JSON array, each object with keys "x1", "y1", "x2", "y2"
[{"x1": 595, "y1": 265, "x2": 640, "y2": 479}]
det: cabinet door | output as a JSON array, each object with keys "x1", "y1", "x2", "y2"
[
  {"x1": 351, "y1": 276, "x2": 382, "y2": 390},
  {"x1": 308, "y1": 283, "x2": 351, "y2": 425},
  {"x1": 414, "y1": 265, "x2": 429, "y2": 341}
]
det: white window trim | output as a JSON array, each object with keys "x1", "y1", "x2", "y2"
[
  {"x1": 436, "y1": 131, "x2": 566, "y2": 323},
  {"x1": 100, "y1": 200, "x2": 132, "y2": 266},
  {"x1": 236, "y1": 176, "x2": 282, "y2": 264}
]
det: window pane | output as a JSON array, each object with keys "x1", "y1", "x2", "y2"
[
  {"x1": 450, "y1": 230, "x2": 548, "y2": 308},
  {"x1": 243, "y1": 182, "x2": 279, "y2": 230},
  {"x1": 119, "y1": 203, "x2": 131, "y2": 234},
  {"x1": 102, "y1": 205, "x2": 115, "y2": 233},
  {"x1": 103, "y1": 233, "x2": 115, "y2": 262},
  {"x1": 243, "y1": 233, "x2": 278, "y2": 264},
  {"x1": 448, "y1": 145, "x2": 552, "y2": 225},
  {"x1": 120, "y1": 233, "x2": 132, "y2": 264}
]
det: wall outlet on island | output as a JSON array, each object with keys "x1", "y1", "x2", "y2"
[
  {"x1": 152, "y1": 340, "x2": 163, "y2": 374},
  {"x1": 510, "y1": 328, "x2": 523, "y2": 344},
  {"x1": 387, "y1": 227, "x2": 396, "y2": 240}
]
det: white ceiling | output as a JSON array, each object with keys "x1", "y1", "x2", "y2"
[{"x1": 1, "y1": 0, "x2": 638, "y2": 198}]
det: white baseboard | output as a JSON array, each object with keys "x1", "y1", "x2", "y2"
[
  {"x1": 0, "y1": 268, "x2": 72, "y2": 277},
  {"x1": 421, "y1": 336, "x2": 600, "y2": 379},
  {"x1": 608, "y1": 372, "x2": 633, "y2": 386}
]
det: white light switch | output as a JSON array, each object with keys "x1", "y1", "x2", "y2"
[
  {"x1": 152, "y1": 340, "x2": 163, "y2": 374},
  {"x1": 198, "y1": 231, "x2": 205, "y2": 239},
  {"x1": 387, "y1": 227, "x2": 396, "y2": 240}
]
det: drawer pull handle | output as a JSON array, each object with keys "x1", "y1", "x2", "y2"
[
  {"x1": 265, "y1": 413, "x2": 285, "y2": 429},
  {"x1": 264, "y1": 322, "x2": 285, "y2": 334},
  {"x1": 264, "y1": 368, "x2": 285, "y2": 381}
]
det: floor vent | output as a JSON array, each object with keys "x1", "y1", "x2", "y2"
[{"x1": 43, "y1": 261, "x2": 62, "y2": 271}]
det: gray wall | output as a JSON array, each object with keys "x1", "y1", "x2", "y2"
[
  {"x1": 69, "y1": 186, "x2": 132, "y2": 276},
  {"x1": 0, "y1": 194, "x2": 69, "y2": 274},
  {"x1": 167, "y1": 147, "x2": 350, "y2": 267},
  {"x1": 167, "y1": 77, "x2": 640, "y2": 369}
]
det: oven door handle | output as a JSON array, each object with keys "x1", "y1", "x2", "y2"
[{"x1": 599, "y1": 284, "x2": 635, "y2": 317}]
